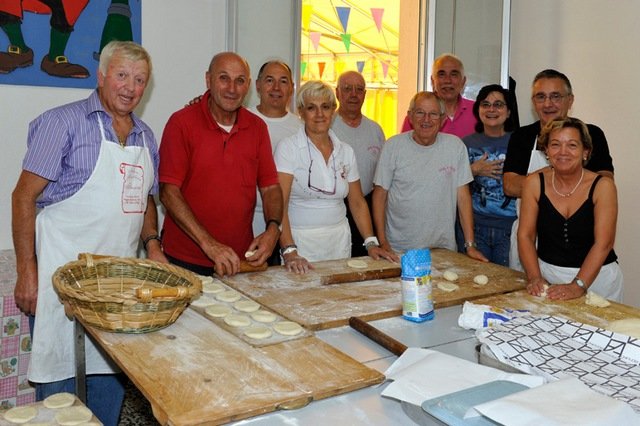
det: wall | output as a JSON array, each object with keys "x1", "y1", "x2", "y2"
[
  {"x1": 510, "y1": 0, "x2": 640, "y2": 307},
  {"x1": 0, "y1": 0, "x2": 225, "y2": 250}
]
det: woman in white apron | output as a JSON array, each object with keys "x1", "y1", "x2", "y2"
[{"x1": 274, "y1": 81, "x2": 397, "y2": 273}]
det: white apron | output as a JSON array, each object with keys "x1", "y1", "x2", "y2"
[
  {"x1": 509, "y1": 137, "x2": 549, "y2": 271},
  {"x1": 538, "y1": 259, "x2": 623, "y2": 302},
  {"x1": 291, "y1": 217, "x2": 351, "y2": 262},
  {"x1": 30, "y1": 114, "x2": 153, "y2": 382}
]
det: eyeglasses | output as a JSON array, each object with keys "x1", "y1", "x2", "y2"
[
  {"x1": 412, "y1": 109, "x2": 441, "y2": 120},
  {"x1": 307, "y1": 138, "x2": 337, "y2": 195},
  {"x1": 479, "y1": 101, "x2": 507, "y2": 110},
  {"x1": 532, "y1": 92, "x2": 567, "y2": 104},
  {"x1": 340, "y1": 85, "x2": 365, "y2": 94}
]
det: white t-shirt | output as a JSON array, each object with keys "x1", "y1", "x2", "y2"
[
  {"x1": 248, "y1": 107, "x2": 302, "y2": 236},
  {"x1": 275, "y1": 127, "x2": 360, "y2": 228}
]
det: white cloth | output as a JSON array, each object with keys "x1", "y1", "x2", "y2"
[
  {"x1": 509, "y1": 136, "x2": 549, "y2": 270},
  {"x1": 374, "y1": 132, "x2": 472, "y2": 252},
  {"x1": 292, "y1": 217, "x2": 351, "y2": 262},
  {"x1": 538, "y1": 258, "x2": 623, "y2": 302},
  {"x1": 275, "y1": 127, "x2": 359, "y2": 228},
  {"x1": 30, "y1": 114, "x2": 153, "y2": 382},
  {"x1": 331, "y1": 114, "x2": 385, "y2": 196},
  {"x1": 249, "y1": 107, "x2": 302, "y2": 236}
]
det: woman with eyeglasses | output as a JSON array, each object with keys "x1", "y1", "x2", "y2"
[
  {"x1": 518, "y1": 117, "x2": 622, "y2": 301},
  {"x1": 274, "y1": 81, "x2": 398, "y2": 273},
  {"x1": 460, "y1": 84, "x2": 517, "y2": 266}
]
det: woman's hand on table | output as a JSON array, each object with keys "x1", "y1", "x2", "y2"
[
  {"x1": 283, "y1": 251, "x2": 313, "y2": 274},
  {"x1": 526, "y1": 276, "x2": 549, "y2": 296},
  {"x1": 466, "y1": 246, "x2": 489, "y2": 262},
  {"x1": 367, "y1": 246, "x2": 400, "y2": 263},
  {"x1": 546, "y1": 282, "x2": 586, "y2": 301}
]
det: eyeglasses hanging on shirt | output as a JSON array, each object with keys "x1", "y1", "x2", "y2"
[{"x1": 306, "y1": 136, "x2": 337, "y2": 195}]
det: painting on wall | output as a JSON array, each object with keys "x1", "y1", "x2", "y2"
[{"x1": 0, "y1": 0, "x2": 141, "y2": 89}]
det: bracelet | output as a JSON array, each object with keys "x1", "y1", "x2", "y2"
[
  {"x1": 464, "y1": 241, "x2": 477, "y2": 249},
  {"x1": 280, "y1": 244, "x2": 297, "y2": 256},
  {"x1": 142, "y1": 234, "x2": 162, "y2": 250},
  {"x1": 266, "y1": 219, "x2": 282, "y2": 232},
  {"x1": 363, "y1": 236, "x2": 380, "y2": 249}
]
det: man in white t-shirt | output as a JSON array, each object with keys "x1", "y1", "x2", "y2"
[
  {"x1": 332, "y1": 70, "x2": 385, "y2": 256},
  {"x1": 249, "y1": 61, "x2": 302, "y2": 264}
]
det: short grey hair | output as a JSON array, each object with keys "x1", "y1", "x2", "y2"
[
  {"x1": 99, "y1": 41, "x2": 152, "y2": 76},
  {"x1": 408, "y1": 91, "x2": 445, "y2": 114},
  {"x1": 296, "y1": 80, "x2": 337, "y2": 111}
]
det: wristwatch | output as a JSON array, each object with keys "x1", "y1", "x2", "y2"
[
  {"x1": 363, "y1": 236, "x2": 380, "y2": 250},
  {"x1": 266, "y1": 219, "x2": 282, "y2": 232},
  {"x1": 280, "y1": 244, "x2": 297, "y2": 256},
  {"x1": 464, "y1": 241, "x2": 477, "y2": 249},
  {"x1": 574, "y1": 277, "x2": 587, "y2": 289}
]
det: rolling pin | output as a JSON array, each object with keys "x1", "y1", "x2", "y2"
[
  {"x1": 349, "y1": 316, "x2": 408, "y2": 356},
  {"x1": 135, "y1": 287, "x2": 189, "y2": 301},
  {"x1": 321, "y1": 267, "x2": 401, "y2": 285},
  {"x1": 239, "y1": 260, "x2": 268, "y2": 273}
]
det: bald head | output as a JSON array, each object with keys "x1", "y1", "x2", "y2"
[
  {"x1": 336, "y1": 71, "x2": 366, "y2": 118},
  {"x1": 205, "y1": 51, "x2": 251, "y2": 124}
]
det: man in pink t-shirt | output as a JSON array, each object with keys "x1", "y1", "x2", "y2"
[{"x1": 401, "y1": 53, "x2": 477, "y2": 138}]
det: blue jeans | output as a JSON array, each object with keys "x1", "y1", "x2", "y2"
[
  {"x1": 28, "y1": 316, "x2": 126, "y2": 426},
  {"x1": 473, "y1": 223, "x2": 512, "y2": 266}
]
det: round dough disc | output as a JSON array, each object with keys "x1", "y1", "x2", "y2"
[
  {"x1": 224, "y1": 313, "x2": 251, "y2": 327},
  {"x1": 234, "y1": 299, "x2": 260, "y2": 313},
  {"x1": 347, "y1": 259, "x2": 368, "y2": 269},
  {"x1": 43, "y1": 392, "x2": 76, "y2": 409},
  {"x1": 437, "y1": 281, "x2": 459, "y2": 292},
  {"x1": 607, "y1": 318, "x2": 640, "y2": 338},
  {"x1": 443, "y1": 270, "x2": 459, "y2": 282},
  {"x1": 55, "y1": 406, "x2": 93, "y2": 425},
  {"x1": 251, "y1": 310, "x2": 278, "y2": 323},
  {"x1": 198, "y1": 275, "x2": 214, "y2": 285},
  {"x1": 244, "y1": 325, "x2": 273, "y2": 340},
  {"x1": 216, "y1": 290, "x2": 241, "y2": 303},
  {"x1": 204, "y1": 304, "x2": 232, "y2": 318},
  {"x1": 473, "y1": 274, "x2": 489, "y2": 286},
  {"x1": 3, "y1": 405, "x2": 37, "y2": 424},
  {"x1": 202, "y1": 281, "x2": 225, "y2": 294},
  {"x1": 190, "y1": 295, "x2": 217, "y2": 308},
  {"x1": 273, "y1": 321, "x2": 303, "y2": 336}
]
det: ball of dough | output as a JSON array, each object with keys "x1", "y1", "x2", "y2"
[
  {"x1": 442, "y1": 270, "x2": 459, "y2": 282},
  {"x1": 347, "y1": 259, "x2": 368, "y2": 269},
  {"x1": 273, "y1": 321, "x2": 304, "y2": 336},
  {"x1": 3, "y1": 405, "x2": 37, "y2": 424},
  {"x1": 437, "y1": 281, "x2": 459, "y2": 292},
  {"x1": 204, "y1": 304, "x2": 232, "y2": 318},
  {"x1": 473, "y1": 274, "x2": 489, "y2": 285},
  {"x1": 586, "y1": 291, "x2": 611, "y2": 308},
  {"x1": 224, "y1": 314, "x2": 251, "y2": 327},
  {"x1": 55, "y1": 406, "x2": 93, "y2": 425},
  {"x1": 244, "y1": 325, "x2": 273, "y2": 340},
  {"x1": 234, "y1": 299, "x2": 260, "y2": 313},
  {"x1": 245, "y1": 250, "x2": 257, "y2": 258},
  {"x1": 43, "y1": 392, "x2": 75, "y2": 409},
  {"x1": 251, "y1": 310, "x2": 278, "y2": 323},
  {"x1": 216, "y1": 290, "x2": 241, "y2": 303}
]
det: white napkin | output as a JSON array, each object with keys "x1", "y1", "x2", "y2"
[
  {"x1": 472, "y1": 377, "x2": 640, "y2": 425},
  {"x1": 381, "y1": 347, "x2": 544, "y2": 406}
]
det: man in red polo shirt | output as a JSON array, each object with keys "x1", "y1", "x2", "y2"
[{"x1": 159, "y1": 52, "x2": 283, "y2": 276}]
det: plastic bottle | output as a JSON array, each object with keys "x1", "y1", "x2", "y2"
[{"x1": 401, "y1": 248, "x2": 434, "y2": 322}]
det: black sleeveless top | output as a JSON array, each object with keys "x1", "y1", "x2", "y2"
[{"x1": 537, "y1": 174, "x2": 617, "y2": 267}]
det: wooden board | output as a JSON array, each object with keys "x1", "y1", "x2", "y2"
[
  {"x1": 0, "y1": 396, "x2": 100, "y2": 426},
  {"x1": 81, "y1": 309, "x2": 383, "y2": 425},
  {"x1": 475, "y1": 290, "x2": 640, "y2": 329},
  {"x1": 220, "y1": 249, "x2": 526, "y2": 330}
]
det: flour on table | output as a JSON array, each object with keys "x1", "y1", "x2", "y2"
[
  {"x1": 443, "y1": 270, "x2": 459, "y2": 282},
  {"x1": 273, "y1": 321, "x2": 303, "y2": 336},
  {"x1": 55, "y1": 406, "x2": 93, "y2": 425},
  {"x1": 473, "y1": 274, "x2": 489, "y2": 285},
  {"x1": 205, "y1": 304, "x2": 232, "y2": 318},
  {"x1": 43, "y1": 392, "x2": 75, "y2": 409},
  {"x1": 347, "y1": 259, "x2": 368, "y2": 269},
  {"x1": 437, "y1": 281, "x2": 459, "y2": 292},
  {"x1": 244, "y1": 325, "x2": 273, "y2": 340},
  {"x1": 224, "y1": 314, "x2": 251, "y2": 327},
  {"x1": 251, "y1": 310, "x2": 278, "y2": 323},
  {"x1": 585, "y1": 291, "x2": 611, "y2": 308},
  {"x1": 3, "y1": 405, "x2": 37, "y2": 423},
  {"x1": 606, "y1": 318, "x2": 640, "y2": 339}
]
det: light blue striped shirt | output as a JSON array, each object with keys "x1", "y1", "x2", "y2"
[{"x1": 23, "y1": 90, "x2": 159, "y2": 208}]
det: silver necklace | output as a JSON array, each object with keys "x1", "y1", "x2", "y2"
[{"x1": 551, "y1": 168, "x2": 584, "y2": 198}]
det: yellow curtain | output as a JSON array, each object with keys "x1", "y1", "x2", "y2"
[{"x1": 362, "y1": 88, "x2": 398, "y2": 140}]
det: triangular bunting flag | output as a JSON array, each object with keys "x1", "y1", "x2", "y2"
[
  {"x1": 336, "y1": 6, "x2": 351, "y2": 33},
  {"x1": 301, "y1": 61, "x2": 307, "y2": 78},
  {"x1": 341, "y1": 33, "x2": 352, "y2": 52},
  {"x1": 302, "y1": 5, "x2": 313, "y2": 30},
  {"x1": 371, "y1": 8, "x2": 384, "y2": 32},
  {"x1": 356, "y1": 61, "x2": 365, "y2": 73},
  {"x1": 309, "y1": 32, "x2": 321, "y2": 52},
  {"x1": 381, "y1": 60, "x2": 389, "y2": 79},
  {"x1": 318, "y1": 62, "x2": 326, "y2": 79}
]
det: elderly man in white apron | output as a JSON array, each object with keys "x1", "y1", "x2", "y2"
[{"x1": 12, "y1": 41, "x2": 165, "y2": 426}]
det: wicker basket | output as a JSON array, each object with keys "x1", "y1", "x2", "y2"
[{"x1": 53, "y1": 253, "x2": 202, "y2": 333}]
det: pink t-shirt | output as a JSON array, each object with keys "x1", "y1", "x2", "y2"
[{"x1": 401, "y1": 96, "x2": 477, "y2": 139}]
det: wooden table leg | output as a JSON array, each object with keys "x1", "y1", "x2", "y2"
[{"x1": 74, "y1": 319, "x2": 87, "y2": 403}]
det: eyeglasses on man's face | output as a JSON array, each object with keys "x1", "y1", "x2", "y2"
[
  {"x1": 340, "y1": 84, "x2": 365, "y2": 94},
  {"x1": 412, "y1": 109, "x2": 441, "y2": 120},
  {"x1": 532, "y1": 92, "x2": 567, "y2": 104},
  {"x1": 479, "y1": 100, "x2": 507, "y2": 110}
]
